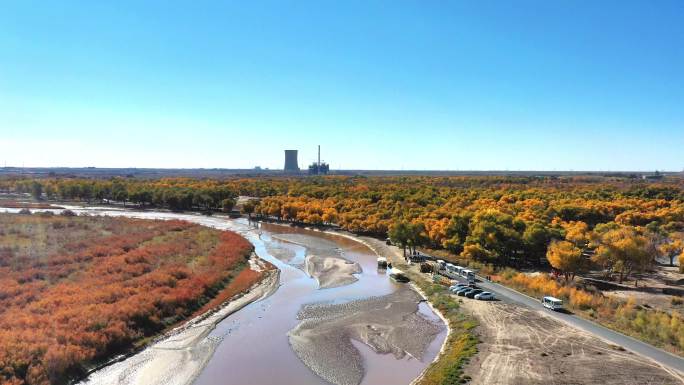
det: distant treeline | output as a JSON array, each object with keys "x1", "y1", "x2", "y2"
[{"x1": 2, "y1": 176, "x2": 684, "y2": 269}]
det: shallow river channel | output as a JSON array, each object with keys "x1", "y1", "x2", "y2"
[{"x1": 3, "y1": 206, "x2": 447, "y2": 385}]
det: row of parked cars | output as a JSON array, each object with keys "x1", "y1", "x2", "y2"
[{"x1": 449, "y1": 283, "x2": 495, "y2": 300}]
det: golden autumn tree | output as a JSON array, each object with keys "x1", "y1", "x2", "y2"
[
  {"x1": 546, "y1": 240, "x2": 584, "y2": 282},
  {"x1": 562, "y1": 221, "x2": 590, "y2": 246},
  {"x1": 659, "y1": 233, "x2": 684, "y2": 266},
  {"x1": 460, "y1": 243, "x2": 495, "y2": 263},
  {"x1": 593, "y1": 227, "x2": 654, "y2": 283}
]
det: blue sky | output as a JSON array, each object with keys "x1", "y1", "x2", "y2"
[{"x1": 1, "y1": 1, "x2": 682, "y2": 171}]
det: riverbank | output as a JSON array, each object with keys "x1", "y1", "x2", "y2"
[
  {"x1": 356, "y1": 235, "x2": 479, "y2": 385},
  {"x1": 80, "y1": 262, "x2": 280, "y2": 385}
]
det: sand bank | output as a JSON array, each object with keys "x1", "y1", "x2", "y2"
[
  {"x1": 289, "y1": 287, "x2": 444, "y2": 385},
  {"x1": 305, "y1": 254, "x2": 362, "y2": 288},
  {"x1": 271, "y1": 232, "x2": 363, "y2": 289}
]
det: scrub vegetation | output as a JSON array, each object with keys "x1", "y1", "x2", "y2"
[
  {"x1": 417, "y1": 283, "x2": 478, "y2": 385},
  {"x1": 0, "y1": 213, "x2": 255, "y2": 385}
]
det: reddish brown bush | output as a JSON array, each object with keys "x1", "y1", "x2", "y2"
[{"x1": 0, "y1": 214, "x2": 253, "y2": 385}]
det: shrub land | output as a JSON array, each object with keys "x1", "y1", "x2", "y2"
[{"x1": 0, "y1": 213, "x2": 256, "y2": 385}]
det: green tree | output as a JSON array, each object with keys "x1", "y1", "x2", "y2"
[
  {"x1": 466, "y1": 210, "x2": 524, "y2": 266},
  {"x1": 389, "y1": 221, "x2": 411, "y2": 258},
  {"x1": 406, "y1": 222, "x2": 428, "y2": 255},
  {"x1": 523, "y1": 222, "x2": 554, "y2": 265},
  {"x1": 241, "y1": 199, "x2": 256, "y2": 219},
  {"x1": 221, "y1": 198, "x2": 236, "y2": 213},
  {"x1": 30, "y1": 181, "x2": 43, "y2": 200},
  {"x1": 442, "y1": 213, "x2": 471, "y2": 254},
  {"x1": 111, "y1": 182, "x2": 128, "y2": 206}
]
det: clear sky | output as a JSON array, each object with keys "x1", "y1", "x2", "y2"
[{"x1": 1, "y1": 1, "x2": 682, "y2": 171}]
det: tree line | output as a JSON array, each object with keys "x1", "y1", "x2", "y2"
[{"x1": 3, "y1": 175, "x2": 684, "y2": 282}]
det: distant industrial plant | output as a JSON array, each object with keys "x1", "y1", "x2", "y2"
[
  {"x1": 282, "y1": 146, "x2": 329, "y2": 175},
  {"x1": 308, "y1": 145, "x2": 329, "y2": 175}
]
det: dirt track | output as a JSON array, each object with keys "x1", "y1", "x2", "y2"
[{"x1": 461, "y1": 300, "x2": 683, "y2": 385}]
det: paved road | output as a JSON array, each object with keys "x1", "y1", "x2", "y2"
[{"x1": 449, "y1": 274, "x2": 684, "y2": 375}]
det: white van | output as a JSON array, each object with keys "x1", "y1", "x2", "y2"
[{"x1": 542, "y1": 296, "x2": 563, "y2": 311}]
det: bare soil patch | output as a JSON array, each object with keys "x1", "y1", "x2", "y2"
[{"x1": 461, "y1": 300, "x2": 683, "y2": 385}]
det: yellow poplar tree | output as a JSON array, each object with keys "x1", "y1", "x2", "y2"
[{"x1": 546, "y1": 240, "x2": 584, "y2": 282}]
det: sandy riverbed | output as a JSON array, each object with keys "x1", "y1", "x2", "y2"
[
  {"x1": 265, "y1": 242, "x2": 299, "y2": 265},
  {"x1": 289, "y1": 287, "x2": 444, "y2": 385},
  {"x1": 271, "y1": 233, "x2": 363, "y2": 289},
  {"x1": 80, "y1": 261, "x2": 280, "y2": 385}
]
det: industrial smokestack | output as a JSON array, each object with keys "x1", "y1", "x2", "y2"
[
  {"x1": 318, "y1": 145, "x2": 321, "y2": 167},
  {"x1": 284, "y1": 150, "x2": 299, "y2": 173}
]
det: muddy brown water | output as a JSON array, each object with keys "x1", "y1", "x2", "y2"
[{"x1": 1, "y1": 206, "x2": 447, "y2": 385}]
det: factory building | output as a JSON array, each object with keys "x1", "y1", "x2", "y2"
[{"x1": 308, "y1": 145, "x2": 330, "y2": 175}]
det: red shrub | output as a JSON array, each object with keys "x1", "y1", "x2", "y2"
[{"x1": 0, "y1": 214, "x2": 254, "y2": 385}]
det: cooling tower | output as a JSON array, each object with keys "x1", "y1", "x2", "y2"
[{"x1": 284, "y1": 150, "x2": 299, "y2": 173}]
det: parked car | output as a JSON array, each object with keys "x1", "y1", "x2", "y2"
[
  {"x1": 449, "y1": 283, "x2": 467, "y2": 292},
  {"x1": 457, "y1": 288, "x2": 472, "y2": 297},
  {"x1": 466, "y1": 289, "x2": 483, "y2": 298},
  {"x1": 474, "y1": 291, "x2": 495, "y2": 300}
]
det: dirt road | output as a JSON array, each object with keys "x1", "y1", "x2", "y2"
[{"x1": 462, "y1": 299, "x2": 682, "y2": 385}]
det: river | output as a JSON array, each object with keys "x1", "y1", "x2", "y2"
[{"x1": 1, "y1": 206, "x2": 447, "y2": 385}]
